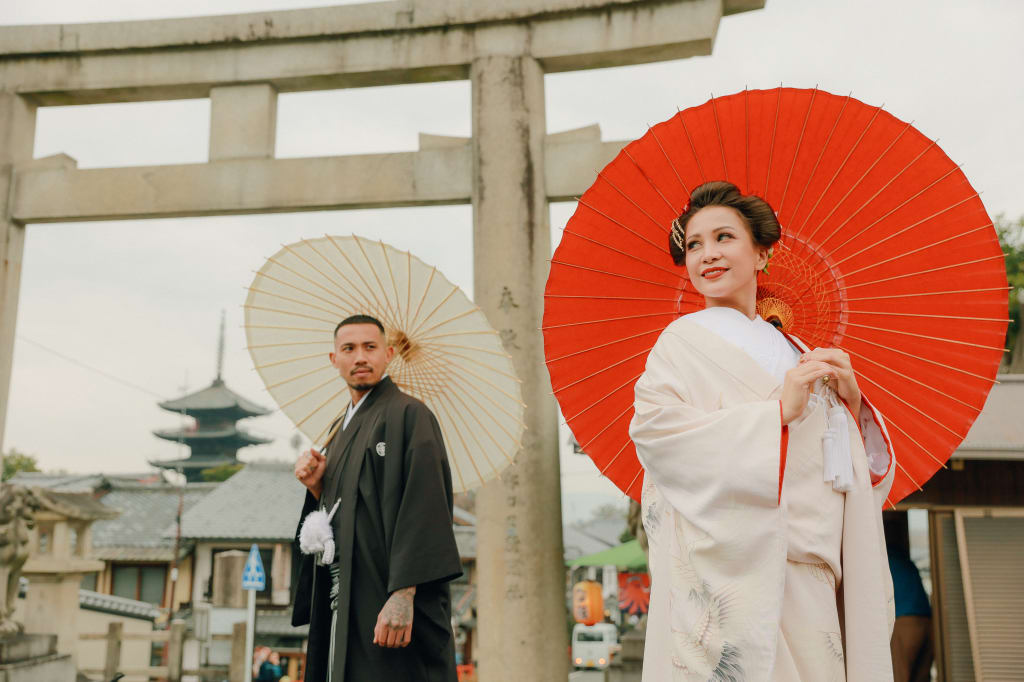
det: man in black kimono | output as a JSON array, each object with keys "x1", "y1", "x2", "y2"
[{"x1": 291, "y1": 314, "x2": 463, "y2": 682}]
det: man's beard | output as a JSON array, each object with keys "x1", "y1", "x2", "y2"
[{"x1": 347, "y1": 376, "x2": 380, "y2": 392}]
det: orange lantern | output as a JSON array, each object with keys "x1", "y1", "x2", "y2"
[{"x1": 572, "y1": 581, "x2": 603, "y2": 625}]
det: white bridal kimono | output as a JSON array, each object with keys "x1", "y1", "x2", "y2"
[{"x1": 630, "y1": 308, "x2": 896, "y2": 682}]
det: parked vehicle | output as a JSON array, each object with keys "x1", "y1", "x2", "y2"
[{"x1": 571, "y1": 622, "x2": 619, "y2": 670}]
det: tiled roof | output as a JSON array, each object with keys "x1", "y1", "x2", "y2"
[
  {"x1": 572, "y1": 518, "x2": 627, "y2": 547},
  {"x1": 79, "y1": 589, "x2": 162, "y2": 621},
  {"x1": 91, "y1": 483, "x2": 217, "y2": 558},
  {"x1": 159, "y1": 378, "x2": 270, "y2": 416},
  {"x1": 37, "y1": 491, "x2": 121, "y2": 521},
  {"x1": 176, "y1": 461, "x2": 305, "y2": 541},
  {"x1": 6, "y1": 471, "x2": 163, "y2": 492},
  {"x1": 152, "y1": 426, "x2": 271, "y2": 445},
  {"x1": 174, "y1": 462, "x2": 484, "y2": 546},
  {"x1": 148, "y1": 455, "x2": 244, "y2": 472},
  {"x1": 6, "y1": 472, "x2": 105, "y2": 491},
  {"x1": 92, "y1": 546, "x2": 185, "y2": 562},
  {"x1": 957, "y1": 374, "x2": 1024, "y2": 458},
  {"x1": 562, "y1": 526, "x2": 614, "y2": 562}
]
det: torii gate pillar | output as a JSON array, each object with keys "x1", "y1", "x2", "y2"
[
  {"x1": 471, "y1": 31, "x2": 566, "y2": 679},
  {"x1": 0, "y1": 92, "x2": 35, "y2": 452}
]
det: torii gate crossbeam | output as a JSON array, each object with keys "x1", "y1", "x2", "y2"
[{"x1": 0, "y1": 1, "x2": 764, "y2": 678}]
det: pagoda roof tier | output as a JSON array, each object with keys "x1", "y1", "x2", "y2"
[
  {"x1": 148, "y1": 455, "x2": 242, "y2": 474},
  {"x1": 153, "y1": 426, "x2": 272, "y2": 446},
  {"x1": 150, "y1": 455, "x2": 238, "y2": 468},
  {"x1": 158, "y1": 378, "x2": 271, "y2": 417}
]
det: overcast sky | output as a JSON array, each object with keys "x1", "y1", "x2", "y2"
[{"x1": 2, "y1": 0, "x2": 1021, "y2": 520}]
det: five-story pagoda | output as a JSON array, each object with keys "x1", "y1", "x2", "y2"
[{"x1": 151, "y1": 315, "x2": 272, "y2": 481}]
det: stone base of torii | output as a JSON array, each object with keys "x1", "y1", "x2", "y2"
[{"x1": 0, "y1": 2, "x2": 764, "y2": 679}]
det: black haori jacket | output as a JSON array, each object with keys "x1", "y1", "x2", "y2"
[{"x1": 291, "y1": 378, "x2": 463, "y2": 682}]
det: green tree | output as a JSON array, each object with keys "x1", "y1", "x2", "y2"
[
  {"x1": 200, "y1": 463, "x2": 243, "y2": 482},
  {"x1": 2, "y1": 449, "x2": 40, "y2": 481},
  {"x1": 996, "y1": 213, "x2": 1024, "y2": 363}
]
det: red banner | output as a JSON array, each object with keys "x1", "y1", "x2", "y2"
[{"x1": 618, "y1": 572, "x2": 650, "y2": 616}]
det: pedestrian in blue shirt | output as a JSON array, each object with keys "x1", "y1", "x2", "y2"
[{"x1": 888, "y1": 543, "x2": 933, "y2": 681}]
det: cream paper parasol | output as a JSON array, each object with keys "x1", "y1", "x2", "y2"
[{"x1": 244, "y1": 235, "x2": 525, "y2": 492}]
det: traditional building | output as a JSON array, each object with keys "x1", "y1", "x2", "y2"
[
  {"x1": 173, "y1": 460, "x2": 479, "y2": 677},
  {"x1": 896, "y1": 304, "x2": 1024, "y2": 680},
  {"x1": 174, "y1": 461, "x2": 307, "y2": 678},
  {"x1": 88, "y1": 480, "x2": 218, "y2": 614},
  {"x1": 892, "y1": 371, "x2": 1024, "y2": 681},
  {"x1": 151, "y1": 316, "x2": 272, "y2": 482},
  {"x1": 9, "y1": 482, "x2": 169, "y2": 679},
  {"x1": 18, "y1": 489, "x2": 119, "y2": 667},
  {"x1": 76, "y1": 590, "x2": 163, "y2": 678},
  {"x1": 8, "y1": 472, "x2": 218, "y2": 614}
]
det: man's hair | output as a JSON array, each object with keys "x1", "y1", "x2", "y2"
[{"x1": 333, "y1": 314, "x2": 386, "y2": 339}]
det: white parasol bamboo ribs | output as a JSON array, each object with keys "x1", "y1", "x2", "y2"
[{"x1": 245, "y1": 234, "x2": 525, "y2": 492}]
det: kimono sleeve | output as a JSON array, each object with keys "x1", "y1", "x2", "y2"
[
  {"x1": 386, "y1": 402, "x2": 464, "y2": 593},
  {"x1": 290, "y1": 490, "x2": 320, "y2": 627},
  {"x1": 857, "y1": 393, "x2": 896, "y2": 508},
  {"x1": 629, "y1": 328, "x2": 788, "y2": 518}
]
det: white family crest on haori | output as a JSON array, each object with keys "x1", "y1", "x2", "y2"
[
  {"x1": 299, "y1": 499, "x2": 342, "y2": 564},
  {"x1": 244, "y1": 235, "x2": 526, "y2": 492},
  {"x1": 375, "y1": 441, "x2": 386, "y2": 457}
]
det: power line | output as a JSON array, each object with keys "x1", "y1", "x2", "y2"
[
  {"x1": 16, "y1": 334, "x2": 293, "y2": 441},
  {"x1": 17, "y1": 335, "x2": 166, "y2": 399}
]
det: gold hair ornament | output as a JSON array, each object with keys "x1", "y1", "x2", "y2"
[
  {"x1": 669, "y1": 201, "x2": 693, "y2": 255},
  {"x1": 670, "y1": 218, "x2": 686, "y2": 253}
]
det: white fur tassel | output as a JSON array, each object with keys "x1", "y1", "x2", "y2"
[{"x1": 299, "y1": 499, "x2": 341, "y2": 565}]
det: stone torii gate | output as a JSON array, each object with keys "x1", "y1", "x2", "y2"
[{"x1": 0, "y1": 0, "x2": 762, "y2": 677}]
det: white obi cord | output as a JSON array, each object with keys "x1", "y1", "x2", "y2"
[
  {"x1": 812, "y1": 380, "x2": 891, "y2": 489},
  {"x1": 299, "y1": 498, "x2": 342, "y2": 565},
  {"x1": 812, "y1": 381, "x2": 855, "y2": 492}
]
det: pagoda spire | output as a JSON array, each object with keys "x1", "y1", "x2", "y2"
[
  {"x1": 216, "y1": 309, "x2": 225, "y2": 382},
  {"x1": 150, "y1": 311, "x2": 271, "y2": 482}
]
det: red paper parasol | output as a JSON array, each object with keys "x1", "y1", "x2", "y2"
[{"x1": 543, "y1": 87, "x2": 1009, "y2": 506}]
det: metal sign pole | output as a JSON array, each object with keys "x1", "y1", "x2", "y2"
[
  {"x1": 241, "y1": 543, "x2": 266, "y2": 682},
  {"x1": 245, "y1": 589, "x2": 256, "y2": 682}
]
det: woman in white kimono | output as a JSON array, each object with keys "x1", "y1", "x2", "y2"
[{"x1": 630, "y1": 181, "x2": 896, "y2": 682}]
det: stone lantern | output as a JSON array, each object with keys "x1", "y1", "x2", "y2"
[{"x1": 18, "y1": 489, "x2": 118, "y2": 670}]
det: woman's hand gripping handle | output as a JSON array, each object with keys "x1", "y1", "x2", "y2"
[{"x1": 781, "y1": 360, "x2": 838, "y2": 425}]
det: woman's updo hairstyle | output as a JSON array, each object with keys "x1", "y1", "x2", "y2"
[{"x1": 668, "y1": 181, "x2": 781, "y2": 266}]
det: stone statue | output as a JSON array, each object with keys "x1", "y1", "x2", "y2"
[{"x1": 0, "y1": 484, "x2": 41, "y2": 637}]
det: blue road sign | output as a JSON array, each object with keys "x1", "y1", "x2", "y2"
[{"x1": 242, "y1": 544, "x2": 266, "y2": 591}]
